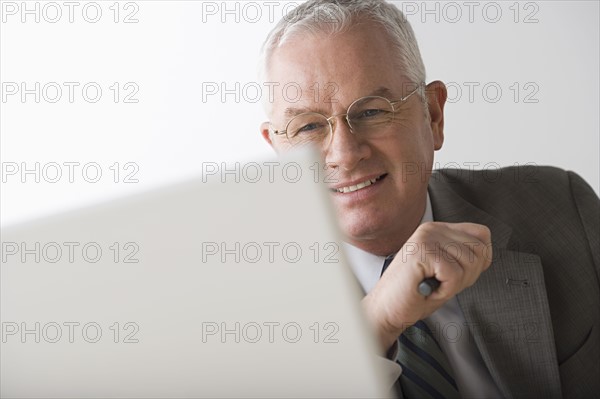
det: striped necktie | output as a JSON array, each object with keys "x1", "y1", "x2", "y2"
[{"x1": 381, "y1": 256, "x2": 460, "y2": 399}]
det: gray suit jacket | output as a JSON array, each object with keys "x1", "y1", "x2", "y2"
[{"x1": 428, "y1": 166, "x2": 599, "y2": 398}]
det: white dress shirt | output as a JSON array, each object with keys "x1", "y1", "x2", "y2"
[{"x1": 343, "y1": 194, "x2": 503, "y2": 398}]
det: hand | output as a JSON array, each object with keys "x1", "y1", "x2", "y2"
[{"x1": 362, "y1": 222, "x2": 492, "y2": 353}]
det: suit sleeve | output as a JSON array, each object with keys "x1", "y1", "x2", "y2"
[{"x1": 567, "y1": 171, "x2": 600, "y2": 282}]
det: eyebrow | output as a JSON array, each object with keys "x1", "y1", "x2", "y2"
[
  {"x1": 282, "y1": 86, "x2": 397, "y2": 119},
  {"x1": 283, "y1": 105, "x2": 319, "y2": 119},
  {"x1": 369, "y1": 86, "x2": 395, "y2": 98}
]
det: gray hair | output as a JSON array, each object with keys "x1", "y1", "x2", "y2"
[{"x1": 259, "y1": 0, "x2": 427, "y2": 104}]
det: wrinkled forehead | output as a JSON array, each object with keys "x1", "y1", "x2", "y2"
[{"x1": 264, "y1": 23, "x2": 407, "y2": 121}]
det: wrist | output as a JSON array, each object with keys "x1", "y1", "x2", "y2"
[{"x1": 361, "y1": 293, "x2": 404, "y2": 353}]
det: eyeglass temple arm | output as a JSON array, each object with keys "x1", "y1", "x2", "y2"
[{"x1": 390, "y1": 83, "x2": 424, "y2": 108}]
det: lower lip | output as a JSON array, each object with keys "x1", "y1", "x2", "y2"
[{"x1": 330, "y1": 175, "x2": 387, "y2": 201}]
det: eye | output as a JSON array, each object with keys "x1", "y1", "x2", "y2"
[
  {"x1": 290, "y1": 120, "x2": 328, "y2": 137},
  {"x1": 359, "y1": 108, "x2": 384, "y2": 118},
  {"x1": 297, "y1": 122, "x2": 321, "y2": 133}
]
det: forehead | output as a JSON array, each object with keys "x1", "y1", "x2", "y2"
[{"x1": 266, "y1": 22, "x2": 405, "y2": 118}]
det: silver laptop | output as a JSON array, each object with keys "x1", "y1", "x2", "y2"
[{"x1": 1, "y1": 148, "x2": 389, "y2": 398}]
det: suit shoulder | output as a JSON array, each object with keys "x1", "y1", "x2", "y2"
[
  {"x1": 428, "y1": 165, "x2": 591, "y2": 228},
  {"x1": 430, "y1": 165, "x2": 572, "y2": 200}
]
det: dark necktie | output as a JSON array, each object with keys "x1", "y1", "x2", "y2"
[{"x1": 381, "y1": 256, "x2": 460, "y2": 398}]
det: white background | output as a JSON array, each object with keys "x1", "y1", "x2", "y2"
[{"x1": 1, "y1": 0, "x2": 599, "y2": 227}]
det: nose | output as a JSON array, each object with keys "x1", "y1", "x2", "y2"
[{"x1": 324, "y1": 114, "x2": 371, "y2": 172}]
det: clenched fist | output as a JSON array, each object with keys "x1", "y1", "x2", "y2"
[{"x1": 362, "y1": 222, "x2": 492, "y2": 352}]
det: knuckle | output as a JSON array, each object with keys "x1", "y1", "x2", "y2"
[
  {"x1": 417, "y1": 221, "x2": 438, "y2": 235},
  {"x1": 476, "y1": 224, "x2": 492, "y2": 241}
]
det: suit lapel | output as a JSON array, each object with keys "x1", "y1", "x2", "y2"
[{"x1": 428, "y1": 178, "x2": 562, "y2": 398}]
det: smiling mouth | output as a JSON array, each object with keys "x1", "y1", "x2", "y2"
[{"x1": 330, "y1": 174, "x2": 387, "y2": 194}]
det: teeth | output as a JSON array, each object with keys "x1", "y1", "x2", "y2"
[{"x1": 335, "y1": 176, "x2": 382, "y2": 193}]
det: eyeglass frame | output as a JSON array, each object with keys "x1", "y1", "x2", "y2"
[{"x1": 268, "y1": 82, "x2": 425, "y2": 146}]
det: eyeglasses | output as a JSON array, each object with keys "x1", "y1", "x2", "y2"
[{"x1": 269, "y1": 83, "x2": 423, "y2": 149}]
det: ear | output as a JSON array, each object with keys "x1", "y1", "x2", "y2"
[
  {"x1": 425, "y1": 81, "x2": 447, "y2": 151},
  {"x1": 261, "y1": 121, "x2": 274, "y2": 147}
]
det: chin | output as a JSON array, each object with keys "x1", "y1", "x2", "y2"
[{"x1": 337, "y1": 214, "x2": 387, "y2": 243}]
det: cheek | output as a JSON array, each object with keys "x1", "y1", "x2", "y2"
[
  {"x1": 270, "y1": 136, "x2": 294, "y2": 153},
  {"x1": 381, "y1": 125, "x2": 434, "y2": 163},
  {"x1": 404, "y1": 119, "x2": 436, "y2": 160},
  {"x1": 377, "y1": 126, "x2": 436, "y2": 185}
]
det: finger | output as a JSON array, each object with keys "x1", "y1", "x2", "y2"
[
  {"x1": 436, "y1": 223, "x2": 493, "y2": 272},
  {"x1": 443, "y1": 222, "x2": 491, "y2": 245}
]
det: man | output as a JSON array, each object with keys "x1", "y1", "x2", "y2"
[{"x1": 258, "y1": 0, "x2": 599, "y2": 397}]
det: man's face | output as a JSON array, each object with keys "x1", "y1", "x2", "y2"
[{"x1": 261, "y1": 22, "x2": 446, "y2": 255}]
